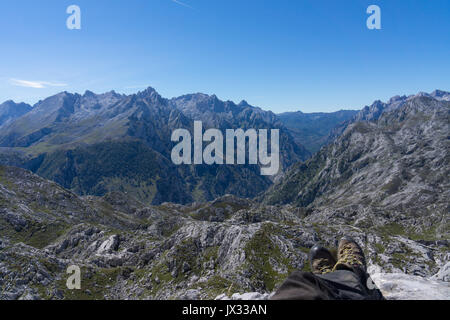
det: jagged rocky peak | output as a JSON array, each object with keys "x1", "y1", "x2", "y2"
[
  {"x1": 0, "y1": 100, "x2": 32, "y2": 127},
  {"x1": 82, "y1": 89, "x2": 122, "y2": 99},
  {"x1": 0, "y1": 100, "x2": 29, "y2": 108},
  {"x1": 83, "y1": 90, "x2": 97, "y2": 98},
  {"x1": 354, "y1": 89, "x2": 449, "y2": 123},
  {"x1": 79, "y1": 89, "x2": 124, "y2": 110},
  {"x1": 406, "y1": 89, "x2": 450, "y2": 102},
  {"x1": 31, "y1": 91, "x2": 74, "y2": 111},
  {"x1": 430, "y1": 89, "x2": 450, "y2": 100},
  {"x1": 354, "y1": 99, "x2": 387, "y2": 122},
  {"x1": 238, "y1": 100, "x2": 250, "y2": 107},
  {"x1": 170, "y1": 92, "x2": 229, "y2": 115},
  {"x1": 133, "y1": 87, "x2": 168, "y2": 107},
  {"x1": 136, "y1": 86, "x2": 160, "y2": 98},
  {"x1": 173, "y1": 92, "x2": 211, "y2": 102}
]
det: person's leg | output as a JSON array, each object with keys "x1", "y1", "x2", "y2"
[
  {"x1": 271, "y1": 245, "x2": 342, "y2": 300},
  {"x1": 270, "y1": 271, "x2": 342, "y2": 300},
  {"x1": 271, "y1": 238, "x2": 385, "y2": 300},
  {"x1": 271, "y1": 269, "x2": 375, "y2": 300}
]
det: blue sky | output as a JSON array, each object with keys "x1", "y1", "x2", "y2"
[{"x1": 0, "y1": 0, "x2": 449, "y2": 112}]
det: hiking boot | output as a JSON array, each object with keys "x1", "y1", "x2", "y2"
[
  {"x1": 309, "y1": 245, "x2": 337, "y2": 275},
  {"x1": 333, "y1": 237, "x2": 366, "y2": 274}
]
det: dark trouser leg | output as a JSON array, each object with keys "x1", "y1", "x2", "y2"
[{"x1": 271, "y1": 270, "x2": 383, "y2": 300}]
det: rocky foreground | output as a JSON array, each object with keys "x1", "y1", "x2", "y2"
[{"x1": 0, "y1": 166, "x2": 448, "y2": 300}]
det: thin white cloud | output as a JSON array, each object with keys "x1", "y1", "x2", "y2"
[
  {"x1": 10, "y1": 79, "x2": 67, "y2": 89},
  {"x1": 171, "y1": 0, "x2": 193, "y2": 9}
]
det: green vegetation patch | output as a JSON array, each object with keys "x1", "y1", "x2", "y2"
[
  {"x1": 374, "y1": 242, "x2": 385, "y2": 254},
  {"x1": 191, "y1": 275, "x2": 235, "y2": 299},
  {"x1": 376, "y1": 222, "x2": 441, "y2": 242},
  {"x1": 244, "y1": 223, "x2": 296, "y2": 291},
  {"x1": 58, "y1": 267, "x2": 121, "y2": 300},
  {"x1": 189, "y1": 199, "x2": 250, "y2": 221},
  {"x1": 0, "y1": 218, "x2": 69, "y2": 249}
]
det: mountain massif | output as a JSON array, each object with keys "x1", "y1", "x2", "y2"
[
  {"x1": 264, "y1": 93, "x2": 450, "y2": 220},
  {"x1": 0, "y1": 88, "x2": 312, "y2": 205},
  {"x1": 0, "y1": 89, "x2": 448, "y2": 300}
]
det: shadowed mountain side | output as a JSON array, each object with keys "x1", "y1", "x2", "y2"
[
  {"x1": 0, "y1": 88, "x2": 308, "y2": 204},
  {"x1": 263, "y1": 95, "x2": 450, "y2": 238}
]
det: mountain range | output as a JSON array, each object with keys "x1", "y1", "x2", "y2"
[
  {"x1": 0, "y1": 87, "x2": 357, "y2": 205},
  {"x1": 2, "y1": 88, "x2": 447, "y2": 207}
]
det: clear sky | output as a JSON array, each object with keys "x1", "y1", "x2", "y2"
[{"x1": 0, "y1": 0, "x2": 449, "y2": 112}]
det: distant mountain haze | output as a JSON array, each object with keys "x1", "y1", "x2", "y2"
[
  {"x1": 0, "y1": 100, "x2": 32, "y2": 128},
  {"x1": 278, "y1": 110, "x2": 358, "y2": 153}
]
